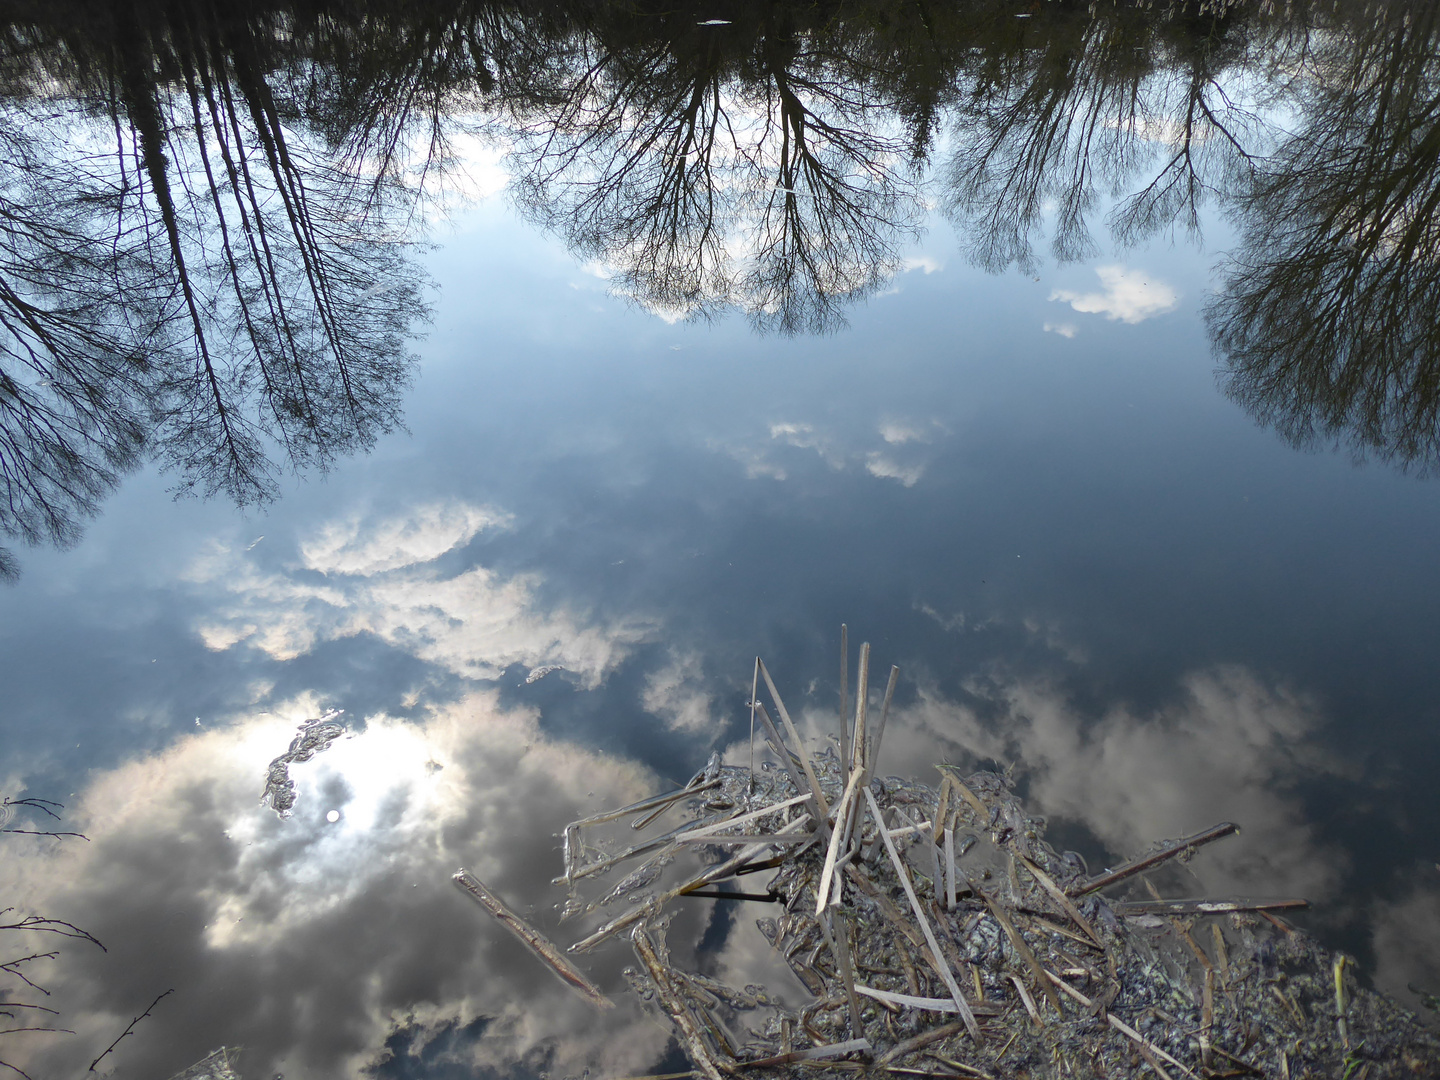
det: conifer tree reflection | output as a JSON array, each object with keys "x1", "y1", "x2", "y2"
[{"x1": 1209, "y1": 1, "x2": 1440, "y2": 472}]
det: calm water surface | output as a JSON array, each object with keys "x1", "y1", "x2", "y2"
[{"x1": 2, "y1": 0, "x2": 1439, "y2": 1075}]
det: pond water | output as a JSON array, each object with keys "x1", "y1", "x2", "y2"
[{"x1": 2, "y1": 0, "x2": 1439, "y2": 1076}]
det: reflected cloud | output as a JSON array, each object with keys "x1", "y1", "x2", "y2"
[
  {"x1": 876, "y1": 667, "x2": 1346, "y2": 904},
  {"x1": 1050, "y1": 265, "x2": 1179, "y2": 324},
  {"x1": 718, "y1": 419, "x2": 934, "y2": 487},
  {"x1": 1372, "y1": 881, "x2": 1440, "y2": 1020},
  {"x1": 187, "y1": 505, "x2": 655, "y2": 687},
  {"x1": 641, "y1": 649, "x2": 717, "y2": 736},
  {"x1": 0, "y1": 693, "x2": 670, "y2": 1079},
  {"x1": 301, "y1": 502, "x2": 509, "y2": 576},
  {"x1": 901, "y1": 255, "x2": 945, "y2": 275},
  {"x1": 768, "y1": 422, "x2": 844, "y2": 469},
  {"x1": 864, "y1": 452, "x2": 925, "y2": 487}
]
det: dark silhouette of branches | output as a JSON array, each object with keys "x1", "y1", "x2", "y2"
[
  {"x1": 503, "y1": 1, "x2": 925, "y2": 334},
  {"x1": 1208, "y1": 0, "x2": 1440, "y2": 472},
  {"x1": 0, "y1": 0, "x2": 432, "y2": 578},
  {"x1": 1, "y1": 799, "x2": 101, "y2": 1079},
  {"x1": 89, "y1": 988, "x2": 174, "y2": 1072}
]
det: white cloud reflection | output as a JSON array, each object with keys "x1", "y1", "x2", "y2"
[
  {"x1": 806, "y1": 666, "x2": 1346, "y2": 904},
  {"x1": 642, "y1": 649, "x2": 718, "y2": 735},
  {"x1": 0, "y1": 693, "x2": 674, "y2": 1079},
  {"x1": 1050, "y1": 264, "x2": 1179, "y2": 324},
  {"x1": 186, "y1": 503, "x2": 655, "y2": 688},
  {"x1": 719, "y1": 418, "x2": 934, "y2": 488}
]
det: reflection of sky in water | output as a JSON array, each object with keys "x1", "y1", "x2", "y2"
[{"x1": 3, "y1": 196, "x2": 1440, "y2": 1075}]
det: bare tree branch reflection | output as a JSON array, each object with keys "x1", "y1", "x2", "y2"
[
  {"x1": 941, "y1": 4, "x2": 1269, "y2": 274},
  {"x1": 504, "y1": 5, "x2": 924, "y2": 334},
  {"x1": 1209, "y1": 1, "x2": 1440, "y2": 472},
  {"x1": 0, "y1": 1, "x2": 431, "y2": 577}
]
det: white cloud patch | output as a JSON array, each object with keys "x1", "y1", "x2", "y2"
[
  {"x1": 301, "y1": 502, "x2": 508, "y2": 576},
  {"x1": 878, "y1": 420, "x2": 931, "y2": 445},
  {"x1": 641, "y1": 650, "x2": 716, "y2": 735},
  {"x1": 1050, "y1": 265, "x2": 1179, "y2": 324},
  {"x1": 902, "y1": 255, "x2": 944, "y2": 274},
  {"x1": 1043, "y1": 321, "x2": 1078, "y2": 338},
  {"x1": 768, "y1": 422, "x2": 844, "y2": 468},
  {"x1": 0, "y1": 693, "x2": 678, "y2": 1079},
  {"x1": 1372, "y1": 883, "x2": 1440, "y2": 1019},
  {"x1": 876, "y1": 667, "x2": 1346, "y2": 904},
  {"x1": 718, "y1": 419, "x2": 938, "y2": 487},
  {"x1": 187, "y1": 505, "x2": 655, "y2": 687},
  {"x1": 864, "y1": 452, "x2": 925, "y2": 487}
]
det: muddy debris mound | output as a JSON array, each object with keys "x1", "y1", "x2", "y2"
[{"x1": 455, "y1": 648, "x2": 1440, "y2": 1080}]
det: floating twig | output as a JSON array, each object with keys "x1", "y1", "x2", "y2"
[
  {"x1": 454, "y1": 870, "x2": 613, "y2": 1010},
  {"x1": 1069, "y1": 823, "x2": 1240, "y2": 897}
]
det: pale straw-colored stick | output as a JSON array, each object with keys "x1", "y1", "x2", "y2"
[
  {"x1": 454, "y1": 871, "x2": 613, "y2": 1010},
  {"x1": 863, "y1": 787, "x2": 982, "y2": 1043},
  {"x1": 758, "y1": 660, "x2": 832, "y2": 823},
  {"x1": 945, "y1": 826, "x2": 957, "y2": 910},
  {"x1": 569, "y1": 816, "x2": 813, "y2": 953},
  {"x1": 839, "y1": 625, "x2": 849, "y2": 774},
  {"x1": 817, "y1": 770, "x2": 866, "y2": 912}
]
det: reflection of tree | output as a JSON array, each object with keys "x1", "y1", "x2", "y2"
[
  {"x1": 504, "y1": 4, "x2": 924, "y2": 334},
  {"x1": 0, "y1": 3, "x2": 429, "y2": 577},
  {"x1": 1208, "y1": 2, "x2": 1440, "y2": 471},
  {"x1": 0, "y1": 112, "x2": 158, "y2": 582},
  {"x1": 941, "y1": 5, "x2": 1268, "y2": 273}
]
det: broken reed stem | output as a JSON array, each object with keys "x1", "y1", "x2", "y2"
[
  {"x1": 937, "y1": 767, "x2": 991, "y2": 829},
  {"x1": 744, "y1": 1038, "x2": 872, "y2": 1068},
  {"x1": 851, "y1": 642, "x2": 870, "y2": 774},
  {"x1": 873, "y1": 1020, "x2": 969, "y2": 1069},
  {"x1": 817, "y1": 770, "x2": 866, "y2": 912},
  {"x1": 751, "y1": 657, "x2": 761, "y2": 796},
  {"x1": 759, "y1": 660, "x2": 832, "y2": 823},
  {"x1": 560, "y1": 807, "x2": 745, "y2": 884},
  {"x1": 678, "y1": 792, "x2": 810, "y2": 840},
  {"x1": 863, "y1": 787, "x2": 983, "y2": 1044},
  {"x1": 569, "y1": 779, "x2": 721, "y2": 830},
  {"x1": 569, "y1": 815, "x2": 813, "y2": 953},
  {"x1": 1113, "y1": 898, "x2": 1307, "y2": 916},
  {"x1": 754, "y1": 702, "x2": 821, "y2": 834},
  {"x1": 1043, "y1": 971, "x2": 1202, "y2": 1080},
  {"x1": 944, "y1": 826, "x2": 957, "y2": 910},
  {"x1": 865, "y1": 665, "x2": 899, "y2": 792},
  {"x1": 839, "y1": 625, "x2": 849, "y2": 774},
  {"x1": 980, "y1": 891, "x2": 1063, "y2": 1016},
  {"x1": 1069, "y1": 822, "x2": 1240, "y2": 897},
  {"x1": 1015, "y1": 854, "x2": 1103, "y2": 950},
  {"x1": 822, "y1": 911, "x2": 865, "y2": 1036},
  {"x1": 453, "y1": 870, "x2": 614, "y2": 1010},
  {"x1": 933, "y1": 777, "x2": 952, "y2": 845},
  {"x1": 632, "y1": 924, "x2": 728, "y2": 1080}
]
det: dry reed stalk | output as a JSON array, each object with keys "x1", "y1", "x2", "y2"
[
  {"x1": 864, "y1": 787, "x2": 983, "y2": 1043},
  {"x1": 453, "y1": 870, "x2": 614, "y2": 1010}
]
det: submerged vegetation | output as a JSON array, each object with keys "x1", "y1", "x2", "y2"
[{"x1": 458, "y1": 643, "x2": 1440, "y2": 1079}]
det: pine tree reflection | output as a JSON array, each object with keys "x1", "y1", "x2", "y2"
[{"x1": 1208, "y1": 1, "x2": 1440, "y2": 473}]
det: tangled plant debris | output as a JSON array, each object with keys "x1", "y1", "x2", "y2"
[{"x1": 455, "y1": 635, "x2": 1440, "y2": 1080}]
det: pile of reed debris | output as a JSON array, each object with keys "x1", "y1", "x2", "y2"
[{"x1": 455, "y1": 638, "x2": 1440, "y2": 1080}]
